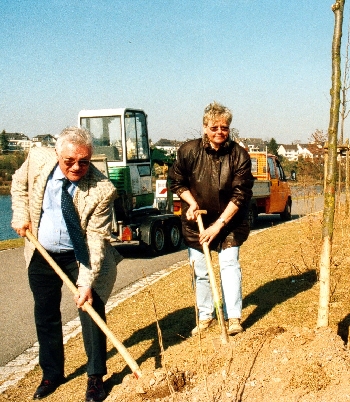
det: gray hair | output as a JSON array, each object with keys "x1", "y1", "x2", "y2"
[
  {"x1": 56, "y1": 127, "x2": 93, "y2": 154},
  {"x1": 203, "y1": 101, "x2": 233, "y2": 126}
]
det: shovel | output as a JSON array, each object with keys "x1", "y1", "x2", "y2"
[
  {"x1": 26, "y1": 230, "x2": 142, "y2": 379},
  {"x1": 196, "y1": 211, "x2": 229, "y2": 345}
]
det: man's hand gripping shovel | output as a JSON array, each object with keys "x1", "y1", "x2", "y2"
[
  {"x1": 26, "y1": 230, "x2": 142, "y2": 379},
  {"x1": 196, "y1": 211, "x2": 230, "y2": 345}
]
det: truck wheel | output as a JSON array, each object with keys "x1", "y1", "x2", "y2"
[
  {"x1": 280, "y1": 199, "x2": 292, "y2": 221},
  {"x1": 150, "y1": 222, "x2": 166, "y2": 254},
  {"x1": 248, "y1": 205, "x2": 258, "y2": 228},
  {"x1": 166, "y1": 220, "x2": 182, "y2": 251}
]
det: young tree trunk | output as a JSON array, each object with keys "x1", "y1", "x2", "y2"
[
  {"x1": 337, "y1": 156, "x2": 342, "y2": 201},
  {"x1": 324, "y1": 148, "x2": 328, "y2": 194},
  {"x1": 317, "y1": 0, "x2": 345, "y2": 328},
  {"x1": 346, "y1": 146, "x2": 350, "y2": 212}
]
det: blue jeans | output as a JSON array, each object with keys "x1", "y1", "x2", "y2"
[{"x1": 188, "y1": 246, "x2": 242, "y2": 321}]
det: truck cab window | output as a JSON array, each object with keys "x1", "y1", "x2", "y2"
[
  {"x1": 250, "y1": 157, "x2": 258, "y2": 175},
  {"x1": 276, "y1": 160, "x2": 286, "y2": 181},
  {"x1": 267, "y1": 157, "x2": 276, "y2": 179}
]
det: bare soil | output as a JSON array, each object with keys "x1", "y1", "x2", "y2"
[{"x1": 2, "y1": 202, "x2": 350, "y2": 402}]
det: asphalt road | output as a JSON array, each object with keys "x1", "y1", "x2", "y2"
[
  {"x1": 0, "y1": 194, "x2": 324, "y2": 367},
  {"x1": 0, "y1": 243, "x2": 189, "y2": 366}
]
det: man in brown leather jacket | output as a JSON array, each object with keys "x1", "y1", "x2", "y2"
[{"x1": 169, "y1": 101, "x2": 254, "y2": 335}]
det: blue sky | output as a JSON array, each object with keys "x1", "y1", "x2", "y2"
[{"x1": 0, "y1": 0, "x2": 348, "y2": 144}]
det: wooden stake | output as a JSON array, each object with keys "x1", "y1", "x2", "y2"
[{"x1": 196, "y1": 212, "x2": 229, "y2": 344}]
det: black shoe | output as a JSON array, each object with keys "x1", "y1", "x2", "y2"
[
  {"x1": 85, "y1": 376, "x2": 106, "y2": 402},
  {"x1": 33, "y1": 377, "x2": 65, "y2": 399}
]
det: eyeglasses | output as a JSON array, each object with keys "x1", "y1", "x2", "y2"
[
  {"x1": 208, "y1": 126, "x2": 230, "y2": 133},
  {"x1": 60, "y1": 156, "x2": 90, "y2": 167}
]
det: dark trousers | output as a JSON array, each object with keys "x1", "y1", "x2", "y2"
[{"x1": 28, "y1": 250, "x2": 107, "y2": 381}]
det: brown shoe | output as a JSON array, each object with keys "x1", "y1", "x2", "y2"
[
  {"x1": 191, "y1": 318, "x2": 216, "y2": 336},
  {"x1": 85, "y1": 376, "x2": 106, "y2": 402},
  {"x1": 227, "y1": 318, "x2": 243, "y2": 335}
]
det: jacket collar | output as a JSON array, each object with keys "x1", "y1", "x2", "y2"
[
  {"x1": 202, "y1": 134, "x2": 233, "y2": 154},
  {"x1": 72, "y1": 167, "x2": 91, "y2": 209}
]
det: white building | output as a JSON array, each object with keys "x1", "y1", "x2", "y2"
[
  {"x1": 4, "y1": 133, "x2": 31, "y2": 152},
  {"x1": 154, "y1": 139, "x2": 183, "y2": 155},
  {"x1": 237, "y1": 138, "x2": 267, "y2": 152},
  {"x1": 31, "y1": 134, "x2": 56, "y2": 148},
  {"x1": 277, "y1": 144, "x2": 313, "y2": 161}
]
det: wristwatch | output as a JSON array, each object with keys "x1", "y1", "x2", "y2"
[{"x1": 218, "y1": 217, "x2": 226, "y2": 226}]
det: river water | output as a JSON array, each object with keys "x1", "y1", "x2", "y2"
[{"x1": 0, "y1": 195, "x2": 19, "y2": 241}]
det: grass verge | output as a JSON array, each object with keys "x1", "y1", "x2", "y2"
[{"x1": 0, "y1": 238, "x2": 24, "y2": 251}]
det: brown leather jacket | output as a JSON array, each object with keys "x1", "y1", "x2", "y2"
[{"x1": 168, "y1": 136, "x2": 254, "y2": 251}]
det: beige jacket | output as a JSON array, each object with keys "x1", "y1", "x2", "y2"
[{"x1": 11, "y1": 147, "x2": 122, "y2": 303}]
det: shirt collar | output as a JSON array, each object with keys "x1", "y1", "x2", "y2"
[{"x1": 52, "y1": 164, "x2": 65, "y2": 181}]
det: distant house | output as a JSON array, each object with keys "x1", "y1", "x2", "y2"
[
  {"x1": 154, "y1": 139, "x2": 184, "y2": 155},
  {"x1": 278, "y1": 143, "x2": 314, "y2": 161},
  {"x1": 308, "y1": 142, "x2": 325, "y2": 160},
  {"x1": 277, "y1": 144, "x2": 299, "y2": 161},
  {"x1": 31, "y1": 134, "x2": 56, "y2": 148},
  {"x1": 237, "y1": 138, "x2": 268, "y2": 152},
  {"x1": 297, "y1": 144, "x2": 313, "y2": 159},
  {"x1": 4, "y1": 132, "x2": 31, "y2": 152}
]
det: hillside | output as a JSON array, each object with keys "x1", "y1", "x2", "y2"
[{"x1": 1, "y1": 205, "x2": 350, "y2": 401}]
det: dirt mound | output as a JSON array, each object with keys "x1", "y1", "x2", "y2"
[
  {"x1": 2, "y1": 209, "x2": 350, "y2": 402},
  {"x1": 106, "y1": 326, "x2": 350, "y2": 402}
]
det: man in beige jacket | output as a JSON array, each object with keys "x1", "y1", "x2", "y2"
[{"x1": 11, "y1": 127, "x2": 122, "y2": 402}]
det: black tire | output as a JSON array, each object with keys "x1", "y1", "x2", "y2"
[
  {"x1": 280, "y1": 199, "x2": 292, "y2": 221},
  {"x1": 248, "y1": 205, "x2": 258, "y2": 228},
  {"x1": 166, "y1": 220, "x2": 182, "y2": 251},
  {"x1": 150, "y1": 221, "x2": 166, "y2": 254}
]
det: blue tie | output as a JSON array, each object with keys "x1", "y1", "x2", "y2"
[{"x1": 61, "y1": 178, "x2": 90, "y2": 266}]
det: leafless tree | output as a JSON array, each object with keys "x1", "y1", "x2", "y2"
[{"x1": 230, "y1": 127, "x2": 240, "y2": 142}]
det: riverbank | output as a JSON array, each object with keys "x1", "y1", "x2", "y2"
[
  {"x1": 0, "y1": 184, "x2": 10, "y2": 196},
  {"x1": 0, "y1": 238, "x2": 24, "y2": 251}
]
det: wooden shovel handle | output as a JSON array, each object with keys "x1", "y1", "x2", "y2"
[
  {"x1": 26, "y1": 230, "x2": 142, "y2": 379},
  {"x1": 195, "y1": 213, "x2": 229, "y2": 344}
]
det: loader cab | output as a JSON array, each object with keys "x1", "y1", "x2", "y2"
[
  {"x1": 78, "y1": 108, "x2": 154, "y2": 213},
  {"x1": 79, "y1": 108, "x2": 150, "y2": 164}
]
